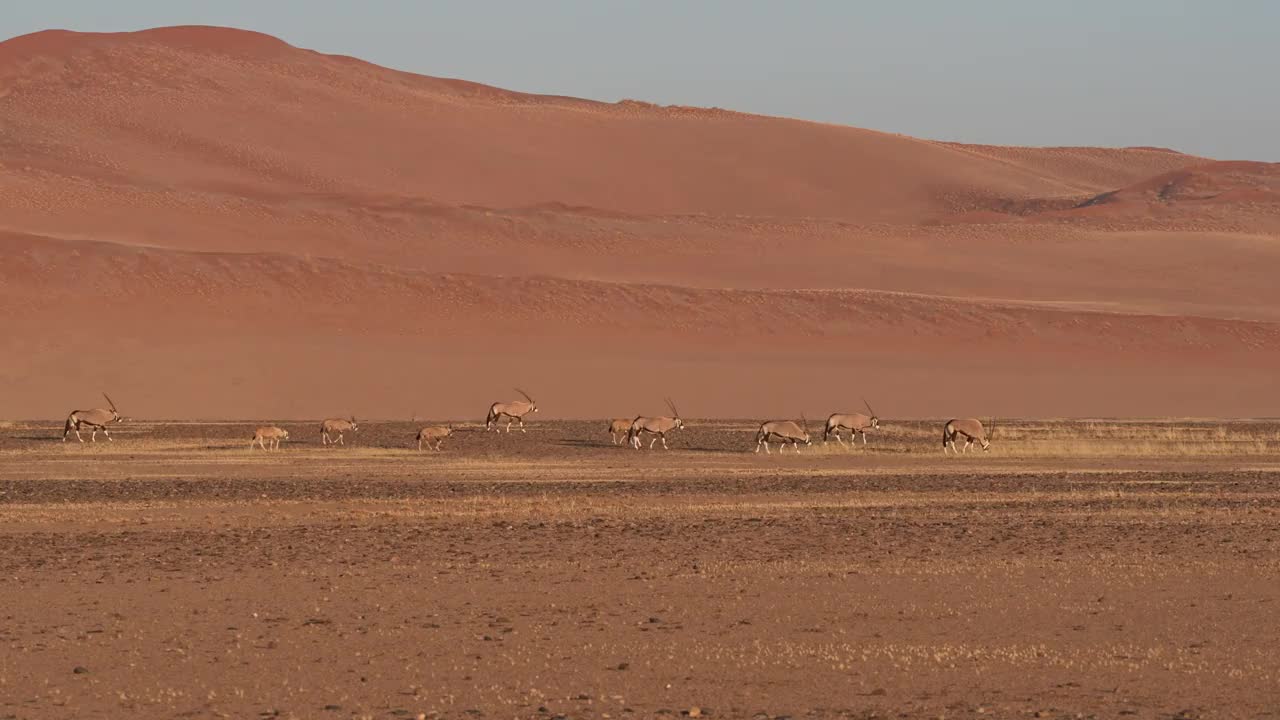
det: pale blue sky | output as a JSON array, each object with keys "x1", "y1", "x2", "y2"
[{"x1": 4, "y1": 1, "x2": 1277, "y2": 160}]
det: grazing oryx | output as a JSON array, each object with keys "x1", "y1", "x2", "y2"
[
  {"x1": 63, "y1": 393, "x2": 124, "y2": 442},
  {"x1": 251, "y1": 426, "x2": 289, "y2": 450},
  {"x1": 321, "y1": 416, "x2": 358, "y2": 445},
  {"x1": 608, "y1": 418, "x2": 634, "y2": 445},
  {"x1": 416, "y1": 425, "x2": 454, "y2": 451},
  {"x1": 755, "y1": 415, "x2": 812, "y2": 454},
  {"x1": 824, "y1": 399, "x2": 880, "y2": 445},
  {"x1": 943, "y1": 418, "x2": 992, "y2": 454},
  {"x1": 628, "y1": 399, "x2": 683, "y2": 450},
  {"x1": 486, "y1": 388, "x2": 538, "y2": 432}
]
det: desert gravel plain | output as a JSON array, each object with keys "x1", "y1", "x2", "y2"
[{"x1": 2, "y1": 419, "x2": 1278, "y2": 719}]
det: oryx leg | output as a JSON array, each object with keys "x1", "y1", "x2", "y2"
[
  {"x1": 505, "y1": 419, "x2": 512, "y2": 433},
  {"x1": 519, "y1": 418, "x2": 526, "y2": 433},
  {"x1": 661, "y1": 435, "x2": 668, "y2": 450},
  {"x1": 90, "y1": 427, "x2": 98, "y2": 442},
  {"x1": 103, "y1": 427, "x2": 112, "y2": 441},
  {"x1": 860, "y1": 431, "x2": 867, "y2": 445}
]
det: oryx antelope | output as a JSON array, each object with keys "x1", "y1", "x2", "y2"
[
  {"x1": 608, "y1": 418, "x2": 634, "y2": 445},
  {"x1": 486, "y1": 388, "x2": 538, "y2": 432},
  {"x1": 943, "y1": 418, "x2": 992, "y2": 454},
  {"x1": 251, "y1": 426, "x2": 289, "y2": 450},
  {"x1": 320, "y1": 416, "x2": 358, "y2": 445},
  {"x1": 628, "y1": 399, "x2": 683, "y2": 450},
  {"x1": 824, "y1": 399, "x2": 880, "y2": 445},
  {"x1": 416, "y1": 425, "x2": 454, "y2": 451},
  {"x1": 755, "y1": 415, "x2": 812, "y2": 454},
  {"x1": 63, "y1": 393, "x2": 124, "y2": 442}
]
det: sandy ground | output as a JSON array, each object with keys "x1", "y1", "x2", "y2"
[{"x1": 2, "y1": 420, "x2": 1278, "y2": 719}]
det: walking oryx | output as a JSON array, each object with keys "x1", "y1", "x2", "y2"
[
  {"x1": 608, "y1": 418, "x2": 634, "y2": 445},
  {"x1": 485, "y1": 389, "x2": 538, "y2": 432},
  {"x1": 755, "y1": 415, "x2": 812, "y2": 454},
  {"x1": 63, "y1": 393, "x2": 124, "y2": 442},
  {"x1": 251, "y1": 426, "x2": 289, "y2": 450},
  {"x1": 943, "y1": 418, "x2": 992, "y2": 454},
  {"x1": 628, "y1": 399, "x2": 683, "y2": 450},
  {"x1": 416, "y1": 426, "x2": 454, "y2": 451},
  {"x1": 321, "y1": 416, "x2": 358, "y2": 445},
  {"x1": 824, "y1": 399, "x2": 880, "y2": 445}
]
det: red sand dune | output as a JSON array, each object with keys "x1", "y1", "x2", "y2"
[{"x1": 1, "y1": 26, "x2": 1278, "y2": 420}]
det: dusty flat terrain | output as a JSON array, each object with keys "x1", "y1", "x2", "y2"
[{"x1": 2, "y1": 419, "x2": 1279, "y2": 719}]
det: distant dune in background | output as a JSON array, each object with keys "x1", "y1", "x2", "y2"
[{"x1": 2, "y1": 26, "x2": 1278, "y2": 420}]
